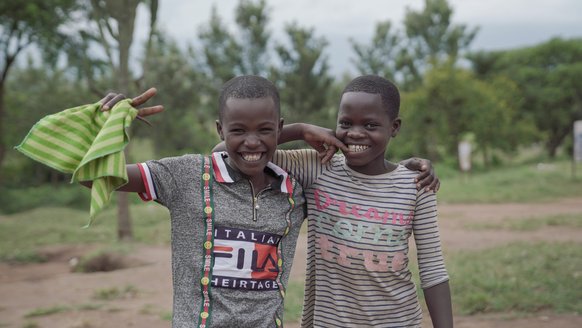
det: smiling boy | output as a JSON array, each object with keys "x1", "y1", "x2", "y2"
[
  {"x1": 18, "y1": 75, "x2": 306, "y2": 328},
  {"x1": 273, "y1": 75, "x2": 453, "y2": 327}
]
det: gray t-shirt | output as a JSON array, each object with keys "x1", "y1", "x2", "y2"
[{"x1": 139, "y1": 152, "x2": 306, "y2": 328}]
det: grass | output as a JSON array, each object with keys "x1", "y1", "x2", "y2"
[
  {"x1": 448, "y1": 242, "x2": 582, "y2": 315},
  {"x1": 24, "y1": 306, "x2": 70, "y2": 318},
  {"x1": 92, "y1": 285, "x2": 138, "y2": 301},
  {"x1": 436, "y1": 161, "x2": 582, "y2": 203},
  {"x1": 283, "y1": 281, "x2": 306, "y2": 323},
  {"x1": 0, "y1": 203, "x2": 170, "y2": 262},
  {"x1": 466, "y1": 213, "x2": 582, "y2": 231}
]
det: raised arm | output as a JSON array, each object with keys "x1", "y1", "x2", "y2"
[
  {"x1": 79, "y1": 88, "x2": 164, "y2": 192},
  {"x1": 279, "y1": 123, "x2": 348, "y2": 163},
  {"x1": 212, "y1": 122, "x2": 348, "y2": 163}
]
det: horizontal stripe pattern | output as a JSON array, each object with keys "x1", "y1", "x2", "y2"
[
  {"x1": 272, "y1": 149, "x2": 449, "y2": 328},
  {"x1": 16, "y1": 100, "x2": 138, "y2": 225}
]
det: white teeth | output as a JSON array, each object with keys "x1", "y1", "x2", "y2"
[
  {"x1": 348, "y1": 145, "x2": 370, "y2": 152},
  {"x1": 242, "y1": 153, "x2": 262, "y2": 162}
]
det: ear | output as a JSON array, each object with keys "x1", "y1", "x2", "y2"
[
  {"x1": 216, "y1": 120, "x2": 225, "y2": 141},
  {"x1": 277, "y1": 117, "x2": 284, "y2": 138},
  {"x1": 391, "y1": 117, "x2": 402, "y2": 138}
]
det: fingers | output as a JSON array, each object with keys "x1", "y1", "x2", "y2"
[
  {"x1": 414, "y1": 170, "x2": 431, "y2": 190},
  {"x1": 99, "y1": 93, "x2": 117, "y2": 105},
  {"x1": 102, "y1": 94, "x2": 126, "y2": 111},
  {"x1": 326, "y1": 137, "x2": 348, "y2": 153},
  {"x1": 415, "y1": 172, "x2": 440, "y2": 192},
  {"x1": 137, "y1": 105, "x2": 164, "y2": 117},
  {"x1": 131, "y1": 87, "x2": 157, "y2": 106},
  {"x1": 320, "y1": 145, "x2": 338, "y2": 164},
  {"x1": 408, "y1": 158, "x2": 427, "y2": 171}
]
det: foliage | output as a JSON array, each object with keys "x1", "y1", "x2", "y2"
[
  {"x1": 198, "y1": 0, "x2": 271, "y2": 95},
  {"x1": 272, "y1": 23, "x2": 333, "y2": 124},
  {"x1": 349, "y1": 21, "x2": 402, "y2": 82},
  {"x1": 401, "y1": 0, "x2": 478, "y2": 88},
  {"x1": 469, "y1": 38, "x2": 582, "y2": 158},
  {"x1": 449, "y1": 242, "x2": 582, "y2": 314},
  {"x1": 394, "y1": 63, "x2": 531, "y2": 164},
  {"x1": 0, "y1": 184, "x2": 90, "y2": 214},
  {"x1": 235, "y1": 0, "x2": 272, "y2": 76},
  {"x1": 137, "y1": 34, "x2": 218, "y2": 156},
  {"x1": 0, "y1": 0, "x2": 83, "y2": 172}
]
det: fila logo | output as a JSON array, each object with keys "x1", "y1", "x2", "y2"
[{"x1": 211, "y1": 226, "x2": 282, "y2": 290}]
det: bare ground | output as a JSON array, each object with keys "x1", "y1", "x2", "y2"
[{"x1": 0, "y1": 197, "x2": 581, "y2": 328}]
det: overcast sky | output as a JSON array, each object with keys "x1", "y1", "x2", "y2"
[{"x1": 135, "y1": 0, "x2": 582, "y2": 76}]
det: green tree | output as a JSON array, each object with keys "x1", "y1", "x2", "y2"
[
  {"x1": 397, "y1": 64, "x2": 529, "y2": 167},
  {"x1": 69, "y1": 0, "x2": 159, "y2": 241},
  {"x1": 198, "y1": 0, "x2": 272, "y2": 99},
  {"x1": 4, "y1": 63, "x2": 93, "y2": 187},
  {"x1": 401, "y1": 0, "x2": 477, "y2": 88},
  {"x1": 139, "y1": 33, "x2": 218, "y2": 157},
  {"x1": 470, "y1": 38, "x2": 582, "y2": 158},
  {"x1": 271, "y1": 23, "x2": 333, "y2": 124},
  {"x1": 0, "y1": 0, "x2": 81, "y2": 179},
  {"x1": 349, "y1": 21, "x2": 402, "y2": 82},
  {"x1": 235, "y1": 0, "x2": 271, "y2": 75}
]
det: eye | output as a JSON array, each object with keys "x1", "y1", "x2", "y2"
[
  {"x1": 364, "y1": 123, "x2": 379, "y2": 129},
  {"x1": 230, "y1": 128, "x2": 245, "y2": 135},
  {"x1": 260, "y1": 127, "x2": 275, "y2": 134},
  {"x1": 338, "y1": 121, "x2": 351, "y2": 128}
]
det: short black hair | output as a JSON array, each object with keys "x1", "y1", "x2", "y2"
[
  {"x1": 218, "y1": 75, "x2": 280, "y2": 121},
  {"x1": 342, "y1": 75, "x2": 400, "y2": 119}
]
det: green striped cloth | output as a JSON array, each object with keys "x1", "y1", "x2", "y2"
[{"x1": 15, "y1": 99, "x2": 138, "y2": 226}]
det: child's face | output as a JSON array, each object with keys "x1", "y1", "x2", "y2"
[
  {"x1": 216, "y1": 97, "x2": 283, "y2": 179},
  {"x1": 336, "y1": 92, "x2": 401, "y2": 175}
]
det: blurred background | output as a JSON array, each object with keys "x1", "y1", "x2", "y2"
[{"x1": 1, "y1": 0, "x2": 581, "y2": 327}]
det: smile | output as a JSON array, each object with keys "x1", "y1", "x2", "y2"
[
  {"x1": 241, "y1": 152, "x2": 263, "y2": 162},
  {"x1": 348, "y1": 145, "x2": 370, "y2": 153}
]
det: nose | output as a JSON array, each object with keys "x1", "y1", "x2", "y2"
[
  {"x1": 244, "y1": 133, "x2": 261, "y2": 147},
  {"x1": 346, "y1": 127, "x2": 365, "y2": 139}
]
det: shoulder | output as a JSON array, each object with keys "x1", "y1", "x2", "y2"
[{"x1": 146, "y1": 154, "x2": 204, "y2": 174}]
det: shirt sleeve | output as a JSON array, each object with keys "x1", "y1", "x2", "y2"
[
  {"x1": 136, "y1": 155, "x2": 200, "y2": 208},
  {"x1": 413, "y1": 190, "x2": 449, "y2": 289},
  {"x1": 272, "y1": 149, "x2": 324, "y2": 188}
]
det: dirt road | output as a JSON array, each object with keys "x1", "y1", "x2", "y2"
[{"x1": 1, "y1": 197, "x2": 581, "y2": 328}]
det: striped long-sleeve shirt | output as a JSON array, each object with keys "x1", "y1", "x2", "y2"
[
  {"x1": 272, "y1": 149, "x2": 449, "y2": 328},
  {"x1": 15, "y1": 100, "x2": 137, "y2": 225}
]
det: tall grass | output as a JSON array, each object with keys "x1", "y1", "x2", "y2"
[{"x1": 436, "y1": 161, "x2": 582, "y2": 203}]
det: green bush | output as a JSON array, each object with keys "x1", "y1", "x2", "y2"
[{"x1": 0, "y1": 184, "x2": 90, "y2": 214}]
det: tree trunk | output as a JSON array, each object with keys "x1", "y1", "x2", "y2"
[
  {"x1": 117, "y1": 149, "x2": 134, "y2": 242},
  {"x1": 113, "y1": 0, "x2": 139, "y2": 241},
  {"x1": 0, "y1": 82, "x2": 5, "y2": 184}
]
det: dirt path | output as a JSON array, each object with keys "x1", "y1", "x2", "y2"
[{"x1": 1, "y1": 197, "x2": 581, "y2": 328}]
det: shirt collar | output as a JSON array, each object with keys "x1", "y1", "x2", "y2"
[{"x1": 211, "y1": 152, "x2": 294, "y2": 194}]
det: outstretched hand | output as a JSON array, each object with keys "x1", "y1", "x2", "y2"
[
  {"x1": 401, "y1": 157, "x2": 440, "y2": 192},
  {"x1": 99, "y1": 88, "x2": 164, "y2": 125}
]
